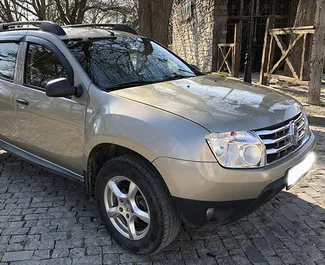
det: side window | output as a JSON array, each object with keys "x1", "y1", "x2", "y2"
[
  {"x1": 0, "y1": 42, "x2": 19, "y2": 81},
  {"x1": 25, "y1": 43, "x2": 67, "y2": 89}
]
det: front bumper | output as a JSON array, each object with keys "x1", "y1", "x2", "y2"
[
  {"x1": 173, "y1": 174, "x2": 287, "y2": 227},
  {"x1": 153, "y1": 132, "x2": 316, "y2": 227}
]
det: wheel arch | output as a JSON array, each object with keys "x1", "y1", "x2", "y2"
[{"x1": 85, "y1": 141, "x2": 164, "y2": 195}]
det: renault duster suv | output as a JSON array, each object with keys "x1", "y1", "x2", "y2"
[{"x1": 0, "y1": 21, "x2": 316, "y2": 254}]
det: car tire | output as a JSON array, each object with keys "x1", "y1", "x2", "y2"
[{"x1": 96, "y1": 155, "x2": 181, "y2": 254}]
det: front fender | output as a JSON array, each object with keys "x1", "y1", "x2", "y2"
[
  {"x1": 84, "y1": 88, "x2": 216, "y2": 170},
  {"x1": 84, "y1": 113, "x2": 184, "y2": 163}
]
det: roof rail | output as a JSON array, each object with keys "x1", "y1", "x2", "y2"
[
  {"x1": 0, "y1": 21, "x2": 66, "y2": 36},
  {"x1": 63, "y1": 24, "x2": 138, "y2": 35}
]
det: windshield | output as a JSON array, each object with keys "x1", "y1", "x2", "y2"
[{"x1": 65, "y1": 37, "x2": 197, "y2": 90}]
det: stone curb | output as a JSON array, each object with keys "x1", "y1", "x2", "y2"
[{"x1": 308, "y1": 115, "x2": 325, "y2": 127}]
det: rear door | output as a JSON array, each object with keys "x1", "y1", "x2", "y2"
[
  {"x1": 14, "y1": 36, "x2": 88, "y2": 175},
  {"x1": 0, "y1": 36, "x2": 22, "y2": 144}
]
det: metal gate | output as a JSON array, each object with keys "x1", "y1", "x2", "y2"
[{"x1": 226, "y1": 0, "x2": 293, "y2": 71}]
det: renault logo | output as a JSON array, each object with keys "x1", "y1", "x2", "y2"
[{"x1": 289, "y1": 121, "x2": 299, "y2": 146}]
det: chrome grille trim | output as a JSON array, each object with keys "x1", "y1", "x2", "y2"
[
  {"x1": 255, "y1": 124, "x2": 290, "y2": 137},
  {"x1": 262, "y1": 134, "x2": 291, "y2": 145},
  {"x1": 266, "y1": 142, "x2": 293, "y2": 155},
  {"x1": 298, "y1": 129, "x2": 307, "y2": 140},
  {"x1": 297, "y1": 122, "x2": 304, "y2": 130},
  {"x1": 254, "y1": 112, "x2": 309, "y2": 164}
]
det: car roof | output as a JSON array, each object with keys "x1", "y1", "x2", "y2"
[
  {"x1": 0, "y1": 22, "x2": 138, "y2": 41},
  {"x1": 62, "y1": 27, "x2": 136, "y2": 40},
  {"x1": 0, "y1": 28, "x2": 136, "y2": 40}
]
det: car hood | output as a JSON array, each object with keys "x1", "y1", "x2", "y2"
[{"x1": 112, "y1": 75, "x2": 302, "y2": 132}]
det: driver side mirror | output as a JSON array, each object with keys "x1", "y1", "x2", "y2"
[{"x1": 45, "y1": 78, "x2": 83, "y2": 98}]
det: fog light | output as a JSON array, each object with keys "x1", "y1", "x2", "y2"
[{"x1": 206, "y1": 208, "x2": 214, "y2": 221}]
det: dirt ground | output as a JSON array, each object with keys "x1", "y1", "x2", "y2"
[
  {"x1": 268, "y1": 82, "x2": 325, "y2": 117},
  {"x1": 250, "y1": 73, "x2": 325, "y2": 118}
]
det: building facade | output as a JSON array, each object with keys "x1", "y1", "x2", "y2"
[{"x1": 171, "y1": 0, "x2": 299, "y2": 72}]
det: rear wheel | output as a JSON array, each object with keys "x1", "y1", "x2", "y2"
[{"x1": 96, "y1": 155, "x2": 181, "y2": 254}]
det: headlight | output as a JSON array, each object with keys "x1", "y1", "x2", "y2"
[{"x1": 206, "y1": 131, "x2": 266, "y2": 168}]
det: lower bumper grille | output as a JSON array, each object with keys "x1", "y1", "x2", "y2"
[{"x1": 254, "y1": 113, "x2": 309, "y2": 164}]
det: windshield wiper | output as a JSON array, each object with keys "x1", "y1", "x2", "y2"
[
  {"x1": 164, "y1": 75, "x2": 195, "y2": 82},
  {"x1": 106, "y1": 75, "x2": 195, "y2": 91},
  {"x1": 107, "y1": 81, "x2": 155, "y2": 90}
]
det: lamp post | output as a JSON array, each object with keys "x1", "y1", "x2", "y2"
[{"x1": 244, "y1": 0, "x2": 255, "y2": 83}]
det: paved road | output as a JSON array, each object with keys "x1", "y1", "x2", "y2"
[{"x1": 0, "y1": 126, "x2": 324, "y2": 265}]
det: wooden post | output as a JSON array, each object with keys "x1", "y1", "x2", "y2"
[
  {"x1": 232, "y1": 23, "x2": 242, "y2": 77},
  {"x1": 260, "y1": 18, "x2": 274, "y2": 85},
  {"x1": 216, "y1": 46, "x2": 220, "y2": 72},
  {"x1": 302, "y1": 34, "x2": 312, "y2": 81},
  {"x1": 308, "y1": 0, "x2": 325, "y2": 105},
  {"x1": 244, "y1": 0, "x2": 255, "y2": 83},
  {"x1": 300, "y1": 34, "x2": 307, "y2": 81}
]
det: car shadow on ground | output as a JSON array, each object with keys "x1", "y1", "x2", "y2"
[{"x1": 0, "y1": 149, "x2": 324, "y2": 264}]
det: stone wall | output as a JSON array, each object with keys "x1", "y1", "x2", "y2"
[{"x1": 171, "y1": 0, "x2": 228, "y2": 72}]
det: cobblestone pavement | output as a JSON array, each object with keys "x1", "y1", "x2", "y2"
[{"x1": 0, "y1": 126, "x2": 324, "y2": 265}]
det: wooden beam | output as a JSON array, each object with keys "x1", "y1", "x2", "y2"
[
  {"x1": 269, "y1": 26, "x2": 316, "y2": 35},
  {"x1": 272, "y1": 35, "x2": 300, "y2": 80},
  {"x1": 232, "y1": 23, "x2": 242, "y2": 78},
  {"x1": 270, "y1": 34, "x2": 303, "y2": 79},
  {"x1": 300, "y1": 34, "x2": 307, "y2": 80},
  {"x1": 266, "y1": 35, "x2": 275, "y2": 80},
  {"x1": 218, "y1": 44, "x2": 235, "y2": 47},
  {"x1": 264, "y1": 74, "x2": 309, "y2": 86},
  {"x1": 302, "y1": 34, "x2": 313, "y2": 81},
  {"x1": 308, "y1": 0, "x2": 325, "y2": 105},
  {"x1": 260, "y1": 18, "x2": 272, "y2": 85},
  {"x1": 218, "y1": 46, "x2": 233, "y2": 73}
]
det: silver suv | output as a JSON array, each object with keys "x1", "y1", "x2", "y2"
[{"x1": 0, "y1": 21, "x2": 316, "y2": 254}]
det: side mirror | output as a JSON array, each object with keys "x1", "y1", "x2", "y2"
[
  {"x1": 45, "y1": 78, "x2": 83, "y2": 98},
  {"x1": 190, "y1": 64, "x2": 200, "y2": 72}
]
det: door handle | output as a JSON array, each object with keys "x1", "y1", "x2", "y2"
[{"x1": 16, "y1": 98, "x2": 29, "y2": 106}]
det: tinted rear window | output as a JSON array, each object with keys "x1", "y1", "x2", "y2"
[{"x1": 0, "y1": 42, "x2": 19, "y2": 81}]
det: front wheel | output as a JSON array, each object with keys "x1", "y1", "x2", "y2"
[{"x1": 96, "y1": 155, "x2": 181, "y2": 254}]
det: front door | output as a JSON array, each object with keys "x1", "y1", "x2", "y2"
[
  {"x1": 15, "y1": 37, "x2": 87, "y2": 175},
  {"x1": 0, "y1": 38, "x2": 21, "y2": 144}
]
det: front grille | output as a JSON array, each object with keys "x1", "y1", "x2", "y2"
[{"x1": 254, "y1": 113, "x2": 309, "y2": 164}]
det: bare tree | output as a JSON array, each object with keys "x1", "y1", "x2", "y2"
[
  {"x1": 84, "y1": 0, "x2": 138, "y2": 25},
  {"x1": 54, "y1": 0, "x2": 132, "y2": 25},
  {"x1": 138, "y1": 0, "x2": 173, "y2": 46},
  {"x1": 125, "y1": 0, "x2": 139, "y2": 27},
  {"x1": 0, "y1": 0, "x2": 138, "y2": 25},
  {"x1": 0, "y1": 0, "x2": 14, "y2": 22},
  {"x1": 12, "y1": 0, "x2": 54, "y2": 21},
  {"x1": 0, "y1": 0, "x2": 58, "y2": 22},
  {"x1": 0, "y1": 0, "x2": 28, "y2": 22}
]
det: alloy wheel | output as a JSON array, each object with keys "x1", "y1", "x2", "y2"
[{"x1": 103, "y1": 176, "x2": 150, "y2": 240}]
